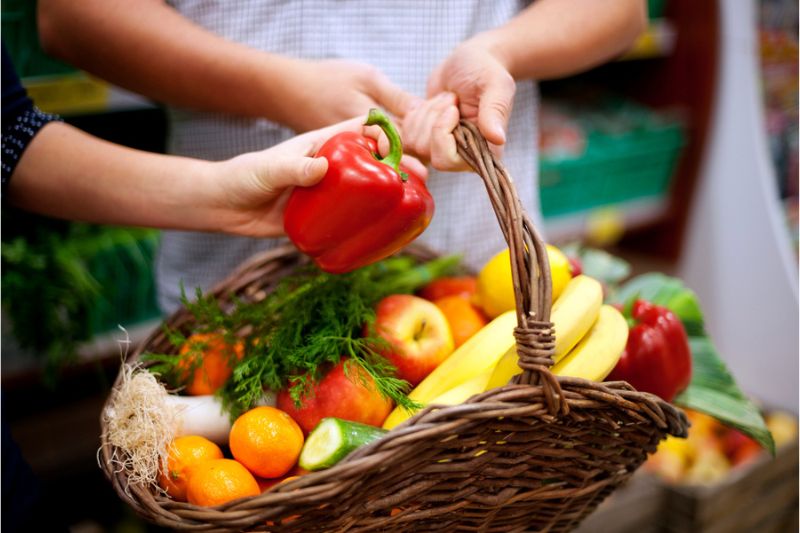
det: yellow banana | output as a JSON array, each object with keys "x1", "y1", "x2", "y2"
[
  {"x1": 484, "y1": 274, "x2": 603, "y2": 390},
  {"x1": 550, "y1": 275, "x2": 604, "y2": 361},
  {"x1": 551, "y1": 305, "x2": 628, "y2": 381},
  {"x1": 382, "y1": 311, "x2": 517, "y2": 430},
  {"x1": 383, "y1": 371, "x2": 492, "y2": 430}
]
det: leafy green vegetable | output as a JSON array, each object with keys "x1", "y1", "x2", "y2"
[
  {"x1": 610, "y1": 272, "x2": 705, "y2": 336},
  {"x1": 2, "y1": 209, "x2": 161, "y2": 383},
  {"x1": 675, "y1": 338, "x2": 775, "y2": 454},
  {"x1": 146, "y1": 255, "x2": 460, "y2": 419},
  {"x1": 561, "y1": 243, "x2": 631, "y2": 287},
  {"x1": 610, "y1": 273, "x2": 774, "y2": 453}
]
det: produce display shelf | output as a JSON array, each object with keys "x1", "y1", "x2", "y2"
[{"x1": 542, "y1": 196, "x2": 670, "y2": 244}]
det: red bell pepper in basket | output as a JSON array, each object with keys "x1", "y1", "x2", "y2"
[
  {"x1": 607, "y1": 299, "x2": 692, "y2": 402},
  {"x1": 283, "y1": 108, "x2": 434, "y2": 274}
]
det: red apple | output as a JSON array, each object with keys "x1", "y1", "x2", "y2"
[
  {"x1": 276, "y1": 359, "x2": 392, "y2": 434},
  {"x1": 418, "y1": 276, "x2": 478, "y2": 302},
  {"x1": 370, "y1": 294, "x2": 455, "y2": 386}
]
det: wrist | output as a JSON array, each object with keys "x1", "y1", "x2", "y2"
[
  {"x1": 468, "y1": 30, "x2": 517, "y2": 79},
  {"x1": 166, "y1": 158, "x2": 228, "y2": 233},
  {"x1": 253, "y1": 55, "x2": 310, "y2": 129}
]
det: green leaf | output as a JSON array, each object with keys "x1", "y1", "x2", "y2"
[
  {"x1": 561, "y1": 244, "x2": 631, "y2": 286},
  {"x1": 675, "y1": 337, "x2": 775, "y2": 454},
  {"x1": 609, "y1": 273, "x2": 705, "y2": 335}
]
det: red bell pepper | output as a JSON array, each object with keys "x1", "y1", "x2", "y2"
[
  {"x1": 607, "y1": 299, "x2": 692, "y2": 402},
  {"x1": 283, "y1": 108, "x2": 434, "y2": 274}
]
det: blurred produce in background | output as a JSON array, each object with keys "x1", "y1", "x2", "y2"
[
  {"x1": 538, "y1": 95, "x2": 684, "y2": 223},
  {"x1": 758, "y1": 0, "x2": 798, "y2": 260}
]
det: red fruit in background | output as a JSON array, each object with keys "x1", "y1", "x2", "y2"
[
  {"x1": 567, "y1": 256, "x2": 583, "y2": 277},
  {"x1": 276, "y1": 359, "x2": 392, "y2": 434},
  {"x1": 723, "y1": 429, "x2": 762, "y2": 466},
  {"x1": 370, "y1": 294, "x2": 455, "y2": 386},
  {"x1": 418, "y1": 276, "x2": 478, "y2": 302}
]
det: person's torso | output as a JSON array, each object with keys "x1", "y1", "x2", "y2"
[{"x1": 157, "y1": 0, "x2": 540, "y2": 313}]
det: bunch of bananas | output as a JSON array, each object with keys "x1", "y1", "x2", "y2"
[{"x1": 383, "y1": 247, "x2": 628, "y2": 430}]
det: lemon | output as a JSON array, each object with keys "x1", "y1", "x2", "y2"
[{"x1": 476, "y1": 245, "x2": 572, "y2": 318}]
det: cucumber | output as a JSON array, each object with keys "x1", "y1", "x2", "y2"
[{"x1": 299, "y1": 418, "x2": 387, "y2": 471}]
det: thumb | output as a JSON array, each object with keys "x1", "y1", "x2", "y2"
[
  {"x1": 477, "y1": 73, "x2": 515, "y2": 146},
  {"x1": 258, "y1": 156, "x2": 328, "y2": 192}
]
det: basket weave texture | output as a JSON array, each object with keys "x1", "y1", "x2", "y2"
[{"x1": 99, "y1": 121, "x2": 688, "y2": 532}]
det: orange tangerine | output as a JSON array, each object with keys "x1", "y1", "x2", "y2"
[
  {"x1": 158, "y1": 435, "x2": 224, "y2": 502},
  {"x1": 178, "y1": 332, "x2": 244, "y2": 395},
  {"x1": 186, "y1": 458, "x2": 260, "y2": 506},
  {"x1": 229, "y1": 406, "x2": 304, "y2": 479},
  {"x1": 433, "y1": 296, "x2": 488, "y2": 348}
]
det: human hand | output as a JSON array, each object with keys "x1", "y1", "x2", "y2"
[
  {"x1": 424, "y1": 35, "x2": 516, "y2": 163},
  {"x1": 278, "y1": 59, "x2": 421, "y2": 133},
  {"x1": 208, "y1": 115, "x2": 426, "y2": 237},
  {"x1": 401, "y1": 92, "x2": 467, "y2": 171}
]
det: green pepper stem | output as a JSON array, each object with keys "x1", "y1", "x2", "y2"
[{"x1": 365, "y1": 108, "x2": 407, "y2": 182}]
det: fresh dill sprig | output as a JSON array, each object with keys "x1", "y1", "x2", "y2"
[{"x1": 145, "y1": 255, "x2": 460, "y2": 419}]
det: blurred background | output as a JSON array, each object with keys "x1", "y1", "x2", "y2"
[{"x1": 2, "y1": 0, "x2": 797, "y2": 531}]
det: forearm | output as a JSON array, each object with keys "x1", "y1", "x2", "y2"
[
  {"x1": 7, "y1": 122, "x2": 225, "y2": 231},
  {"x1": 479, "y1": 0, "x2": 647, "y2": 80},
  {"x1": 37, "y1": 0, "x2": 299, "y2": 122}
]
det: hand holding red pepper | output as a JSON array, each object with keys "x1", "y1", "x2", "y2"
[
  {"x1": 607, "y1": 299, "x2": 692, "y2": 402},
  {"x1": 284, "y1": 109, "x2": 434, "y2": 274}
]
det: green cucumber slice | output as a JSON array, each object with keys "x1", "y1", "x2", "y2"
[{"x1": 299, "y1": 418, "x2": 387, "y2": 471}]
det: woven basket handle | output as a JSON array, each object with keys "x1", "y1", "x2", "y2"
[{"x1": 454, "y1": 121, "x2": 565, "y2": 415}]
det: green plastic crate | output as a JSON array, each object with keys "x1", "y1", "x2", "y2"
[
  {"x1": 648, "y1": 0, "x2": 667, "y2": 19},
  {"x1": 2, "y1": 0, "x2": 76, "y2": 78},
  {"x1": 539, "y1": 101, "x2": 685, "y2": 219}
]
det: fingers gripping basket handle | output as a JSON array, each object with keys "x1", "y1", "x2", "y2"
[{"x1": 453, "y1": 121, "x2": 565, "y2": 416}]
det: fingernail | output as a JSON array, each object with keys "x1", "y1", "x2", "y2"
[{"x1": 494, "y1": 124, "x2": 506, "y2": 144}]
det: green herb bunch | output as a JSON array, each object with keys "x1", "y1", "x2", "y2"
[{"x1": 146, "y1": 254, "x2": 460, "y2": 419}]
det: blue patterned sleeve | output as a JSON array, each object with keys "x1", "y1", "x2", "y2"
[{"x1": 2, "y1": 44, "x2": 61, "y2": 194}]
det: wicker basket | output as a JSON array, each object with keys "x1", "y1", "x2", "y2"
[{"x1": 99, "y1": 121, "x2": 688, "y2": 532}]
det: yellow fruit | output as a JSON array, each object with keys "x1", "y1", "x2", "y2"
[
  {"x1": 382, "y1": 311, "x2": 517, "y2": 430},
  {"x1": 476, "y1": 245, "x2": 572, "y2": 319},
  {"x1": 484, "y1": 275, "x2": 604, "y2": 390},
  {"x1": 429, "y1": 371, "x2": 492, "y2": 405},
  {"x1": 158, "y1": 435, "x2": 224, "y2": 502},
  {"x1": 765, "y1": 411, "x2": 798, "y2": 448},
  {"x1": 551, "y1": 305, "x2": 628, "y2": 381},
  {"x1": 549, "y1": 275, "x2": 604, "y2": 362},
  {"x1": 383, "y1": 372, "x2": 493, "y2": 431},
  {"x1": 229, "y1": 406, "x2": 304, "y2": 479}
]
